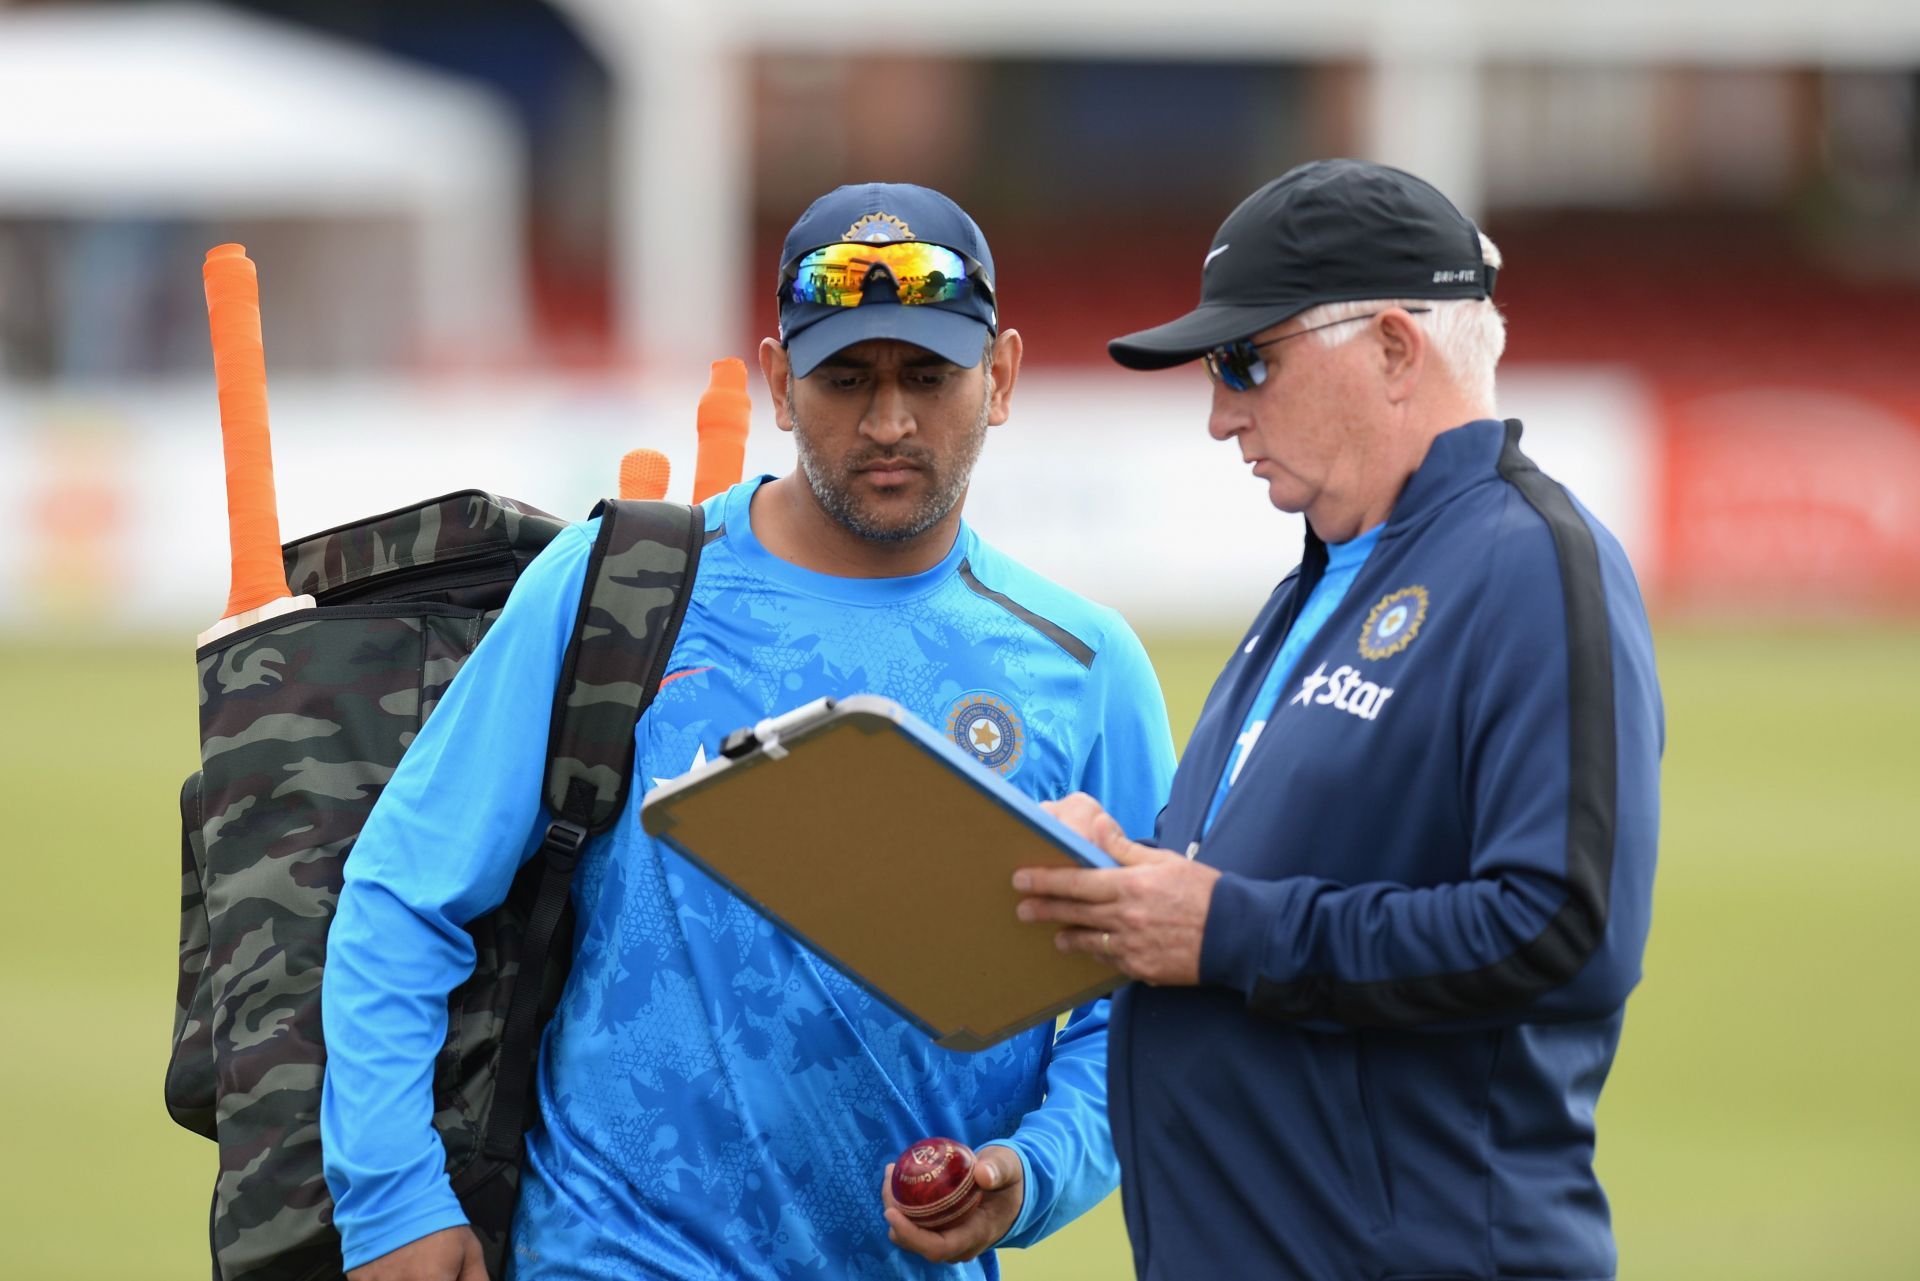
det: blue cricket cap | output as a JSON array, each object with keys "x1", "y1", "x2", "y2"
[{"x1": 778, "y1": 182, "x2": 998, "y2": 378}]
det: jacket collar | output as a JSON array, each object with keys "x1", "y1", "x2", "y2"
[{"x1": 1383, "y1": 417, "x2": 1514, "y2": 536}]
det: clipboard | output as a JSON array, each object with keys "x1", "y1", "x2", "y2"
[{"x1": 639, "y1": 695, "x2": 1123, "y2": 1052}]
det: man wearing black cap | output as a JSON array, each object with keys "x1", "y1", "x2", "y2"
[
  {"x1": 321, "y1": 182, "x2": 1175, "y2": 1280},
  {"x1": 1013, "y1": 159, "x2": 1664, "y2": 1279}
]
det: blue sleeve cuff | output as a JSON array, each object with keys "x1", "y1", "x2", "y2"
[
  {"x1": 986, "y1": 1002, "x2": 1117, "y2": 1250},
  {"x1": 338, "y1": 1189, "x2": 469, "y2": 1273},
  {"x1": 1201, "y1": 870, "x2": 1311, "y2": 995},
  {"x1": 992, "y1": 1140, "x2": 1042, "y2": 1248},
  {"x1": 1199, "y1": 869, "x2": 1256, "y2": 991}
]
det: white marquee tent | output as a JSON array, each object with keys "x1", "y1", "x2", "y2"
[{"x1": 0, "y1": 2, "x2": 527, "y2": 353}]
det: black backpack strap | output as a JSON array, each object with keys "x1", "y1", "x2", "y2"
[{"x1": 483, "y1": 498, "x2": 703, "y2": 1161}]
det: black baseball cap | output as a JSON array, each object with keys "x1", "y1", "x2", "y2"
[
  {"x1": 778, "y1": 182, "x2": 998, "y2": 378},
  {"x1": 1108, "y1": 158, "x2": 1495, "y2": 370}
]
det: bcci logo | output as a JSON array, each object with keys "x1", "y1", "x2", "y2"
[
  {"x1": 843, "y1": 212, "x2": 914, "y2": 243},
  {"x1": 945, "y1": 691, "x2": 1024, "y2": 776},
  {"x1": 1359, "y1": 586, "x2": 1429, "y2": 660}
]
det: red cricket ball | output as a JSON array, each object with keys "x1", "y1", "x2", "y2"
[{"x1": 890, "y1": 1136, "x2": 982, "y2": 1231}]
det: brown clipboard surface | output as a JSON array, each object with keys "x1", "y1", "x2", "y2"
[{"x1": 639, "y1": 696, "x2": 1123, "y2": 1051}]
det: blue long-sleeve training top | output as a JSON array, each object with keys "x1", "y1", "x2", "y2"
[
  {"x1": 321, "y1": 477, "x2": 1177, "y2": 1279},
  {"x1": 1110, "y1": 419, "x2": 1663, "y2": 1281}
]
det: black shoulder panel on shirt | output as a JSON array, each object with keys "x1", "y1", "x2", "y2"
[
  {"x1": 1249, "y1": 419, "x2": 1619, "y2": 1026},
  {"x1": 957, "y1": 560, "x2": 1097, "y2": 669}
]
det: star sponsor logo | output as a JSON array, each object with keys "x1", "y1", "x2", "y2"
[
  {"x1": 944, "y1": 691, "x2": 1025, "y2": 776},
  {"x1": 1287, "y1": 662, "x2": 1395, "y2": 722},
  {"x1": 1291, "y1": 663, "x2": 1332, "y2": 705},
  {"x1": 1359, "y1": 586, "x2": 1429, "y2": 660}
]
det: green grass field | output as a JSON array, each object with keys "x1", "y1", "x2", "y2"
[{"x1": 3, "y1": 623, "x2": 1916, "y2": 1279}]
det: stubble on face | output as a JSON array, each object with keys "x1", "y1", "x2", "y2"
[{"x1": 786, "y1": 372, "x2": 993, "y2": 543}]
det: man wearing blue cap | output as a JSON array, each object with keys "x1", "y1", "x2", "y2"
[
  {"x1": 320, "y1": 182, "x2": 1174, "y2": 1280},
  {"x1": 1015, "y1": 159, "x2": 1663, "y2": 1279}
]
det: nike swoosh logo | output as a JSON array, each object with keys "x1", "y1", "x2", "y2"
[
  {"x1": 1204, "y1": 244, "x2": 1230, "y2": 269},
  {"x1": 657, "y1": 666, "x2": 714, "y2": 690}
]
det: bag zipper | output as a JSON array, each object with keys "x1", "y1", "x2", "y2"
[{"x1": 316, "y1": 546, "x2": 521, "y2": 605}]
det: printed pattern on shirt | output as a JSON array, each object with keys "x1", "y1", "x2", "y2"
[{"x1": 511, "y1": 511, "x2": 1118, "y2": 1279}]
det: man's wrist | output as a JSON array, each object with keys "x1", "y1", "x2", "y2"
[{"x1": 337, "y1": 1199, "x2": 471, "y2": 1274}]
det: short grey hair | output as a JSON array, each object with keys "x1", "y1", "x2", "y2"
[{"x1": 1294, "y1": 232, "x2": 1507, "y2": 411}]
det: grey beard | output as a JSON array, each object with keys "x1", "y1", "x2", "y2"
[{"x1": 788, "y1": 381, "x2": 991, "y2": 544}]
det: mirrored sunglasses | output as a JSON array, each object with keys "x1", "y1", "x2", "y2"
[{"x1": 782, "y1": 241, "x2": 994, "y2": 310}]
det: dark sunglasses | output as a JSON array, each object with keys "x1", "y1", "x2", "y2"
[{"x1": 1204, "y1": 308, "x2": 1433, "y2": 391}]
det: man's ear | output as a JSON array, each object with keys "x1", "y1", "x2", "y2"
[
  {"x1": 1376, "y1": 309, "x2": 1425, "y2": 407},
  {"x1": 986, "y1": 330, "x2": 1023, "y2": 427},
  {"x1": 759, "y1": 337, "x2": 796, "y2": 434}
]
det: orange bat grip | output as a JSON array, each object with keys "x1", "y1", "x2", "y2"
[
  {"x1": 692, "y1": 358, "x2": 750, "y2": 504},
  {"x1": 620, "y1": 448, "x2": 671, "y2": 501},
  {"x1": 204, "y1": 244, "x2": 291, "y2": 620}
]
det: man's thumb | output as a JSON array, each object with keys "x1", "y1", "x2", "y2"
[
  {"x1": 974, "y1": 1146, "x2": 1022, "y2": 1191},
  {"x1": 1104, "y1": 820, "x2": 1175, "y2": 866}
]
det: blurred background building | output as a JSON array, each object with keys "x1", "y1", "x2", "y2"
[{"x1": 3, "y1": 0, "x2": 1919, "y2": 627}]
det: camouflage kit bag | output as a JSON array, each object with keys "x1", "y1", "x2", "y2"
[{"x1": 166, "y1": 490, "x2": 703, "y2": 1281}]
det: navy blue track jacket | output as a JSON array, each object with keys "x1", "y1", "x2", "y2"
[{"x1": 1111, "y1": 419, "x2": 1663, "y2": 1281}]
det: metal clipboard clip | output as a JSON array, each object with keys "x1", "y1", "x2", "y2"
[{"x1": 719, "y1": 696, "x2": 841, "y2": 762}]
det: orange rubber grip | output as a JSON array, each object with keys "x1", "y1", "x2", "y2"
[
  {"x1": 692, "y1": 358, "x2": 750, "y2": 504},
  {"x1": 204, "y1": 244, "x2": 291, "y2": 620},
  {"x1": 620, "y1": 448, "x2": 671, "y2": 501}
]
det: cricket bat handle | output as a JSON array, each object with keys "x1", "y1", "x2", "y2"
[{"x1": 692, "y1": 359, "x2": 750, "y2": 504}]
